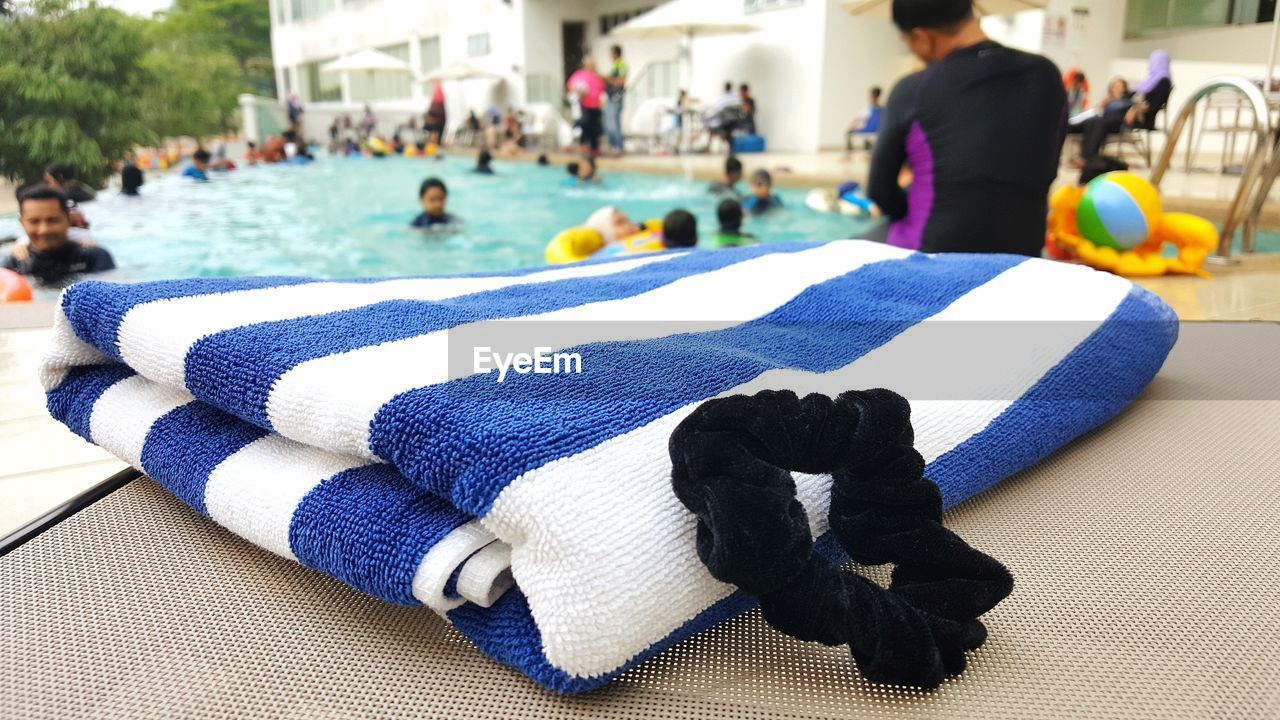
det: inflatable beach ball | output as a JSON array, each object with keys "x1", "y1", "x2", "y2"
[{"x1": 1076, "y1": 172, "x2": 1163, "y2": 251}]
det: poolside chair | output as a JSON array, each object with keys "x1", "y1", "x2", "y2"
[{"x1": 4, "y1": 322, "x2": 1279, "y2": 719}]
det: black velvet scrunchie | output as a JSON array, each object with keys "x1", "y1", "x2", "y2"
[{"x1": 669, "y1": 389, "x2": 1014, "y2": 690}]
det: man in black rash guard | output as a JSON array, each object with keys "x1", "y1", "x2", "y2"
[{"x1": 867, "y1": 0, "x2": 1066, "y2": 257}]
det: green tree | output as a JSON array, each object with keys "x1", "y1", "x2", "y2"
[
  {"x1": 0, "y1": 1, "x2": 154, "y2": 186},
  {"x1": 156, "y1": 0, "x2": 275, "y2": 95}
]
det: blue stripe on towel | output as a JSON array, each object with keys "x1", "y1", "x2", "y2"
[
  {"x1": 372, "y1": 252, "x2": 1025, "y2": 515},
  {"x1": 45, "y1": 364, "x2": 136, "y2": 440},
  {"x1": 181, "y1": 244, "x2": 808, "y2": 428},
  {"x1": 288, "y1": 464, "x2": 474, "y2": 605},
  {"x1": 928, "y1": 285, "x2": 1178, "y2": 506},
  {"x1": 139, "y1": 404, "x2": 269, "y2": 514}
]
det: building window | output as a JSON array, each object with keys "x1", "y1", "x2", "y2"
[
  {"x1": 420, "y1": 36, "x2": 442, "y2": 75},
  {"x1": 527, "y1": 74, "x2": 556, "y2": 105},
  {"x1": 1124, "y1": 0, "x2": 1271, "y2": 37},
  {"x1": 744, "y1": 0, "x2": 803, "y2": 13},
  {"x1": 599, "y1": 6, "x2": 655, "y2": 36},
  {"x1": 467, "y1": 33, "x2": 490, "y2": 58},
  {"x1": 289, "y1": 0, "x2": 336, "y2": 22},
  {"x1": 300, "y1": 58, "x2": 342, "y2": 103}
]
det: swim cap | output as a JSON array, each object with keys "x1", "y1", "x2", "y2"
[{"x1": 585, "y1": 206, "x2": 620, "y2": 244}]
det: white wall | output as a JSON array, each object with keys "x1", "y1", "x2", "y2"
[
  {"x1": 819, "y1": 4, "x2": 914, "y2": 151},
  {"x1": 1122, "y1": 21, "x2": 1276, "y2": 67},
  {"x1": 1038, "y1": 0, "x2": 1127, "y2": 91}
]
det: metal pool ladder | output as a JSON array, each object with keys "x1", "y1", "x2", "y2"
[{"x1": 1150, "y1": 77, "x2": 1275, "y2": 263}]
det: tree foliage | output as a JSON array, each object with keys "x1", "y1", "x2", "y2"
[
  {"x1": 0, "y1": 0, "x2": 275, "y2": 186},
  {"x1": 0, "y1": 2, "x2": 154, "y2": 186}
]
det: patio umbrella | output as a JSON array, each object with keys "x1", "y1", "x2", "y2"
[
  {"x1": 421, "y1": 61, "x2": 505, "y2": 121},
  {"x1": 610, "y1": 0, "x2": 761, "y2": 88},
  {"x1": 321, "y1": 49, "x2": 412, "y2": 105},
  {"x1": 841, "y1": 0, "x2": 1048, "y2": 16}
]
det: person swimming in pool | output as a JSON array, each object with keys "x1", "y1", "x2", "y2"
[
  {"x1": 564, "y1": 157, "x2": 600, "y2": 186},
  {"x1": 584, "y1": 205, "x2": 641, "y2": 247},
  {"x1": 473, "y1": 150, "x2": 496, "y2": 175},
  {"x1": 410, "y1": 177, "x2": 460, "y2": 229},
  {"x1": 866, "y1": 0, "x2": 1065, "y2": 256},
  {"x1": 741, "y1": 169, "x2": 783, "y2": 215}
]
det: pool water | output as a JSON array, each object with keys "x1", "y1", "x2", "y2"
[{"x1": 0, "y1": 155, "x2": 874, "y2": 287}]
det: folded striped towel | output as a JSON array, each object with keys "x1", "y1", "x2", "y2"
[{"x1": 42, "y1": 240, "x2": 1177, "y2": 692}]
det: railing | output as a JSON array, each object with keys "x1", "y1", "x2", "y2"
[
  {"x1": 1150, "y1": 77, "x2": 1274, "y2": 262},
  {"x1": 624, "y1": 59, "x2": 679, "y2": 127}
]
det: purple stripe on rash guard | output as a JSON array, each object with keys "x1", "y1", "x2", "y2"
[{"x1": 887, "y1": 121, "x2": 936, "y2": 252}]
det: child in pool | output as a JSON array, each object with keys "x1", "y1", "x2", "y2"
[
  {"x1": 564, "y1": 157, "x2": 600, "y2": 186},
  {"x1": 410, "y1": 177, "x2": 460, "y2": 229},
  {"x1": 473, "y1": 150, "x2": 495, "y2": 175},
  {"x1": 742, "y1": 169, "x2": 783, "y2": 215},
  {"x1": 661, "y1": 209, "x2": 698, "y2": 249},
  {"x1": 709, "y1": 198, "x2": 759, "y2": 248}
]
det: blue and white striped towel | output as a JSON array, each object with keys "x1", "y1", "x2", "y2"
[{"x1": 42, "y1": 240, "x2": 1177, "y2": 692}]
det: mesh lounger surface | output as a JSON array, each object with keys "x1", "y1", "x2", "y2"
[{"x1": 3, "y1": 326, "x2": 1280, "y2": 719}]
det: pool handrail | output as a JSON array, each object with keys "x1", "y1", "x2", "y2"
[{"x1": 1150, "y1": 76, "x2": 1274, "y2": 262}]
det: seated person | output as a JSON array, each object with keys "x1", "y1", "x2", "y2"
[
  {"x1": 182, "y1": 150, "x2": 212, "y2": 181},
  {"x1": 867, "y1": 0, "x2": 1066, "y2": 256},
  {"x1": 42, "y1": 164, "x2": 96, "y2": 204},
  {"x1": 410, "y1": 178, "x2": 459, "y2": 229},
  {"x1": 3, "y1": 186, "x2": 114, "y2": 286},
  {"x1": 1069, "y1": 77, "x2": 1131, "y2": 130},
  {"x1": 473, "y1": 150, "x2": 495, "y2": 175},
  {"x1": 702, "y1": 83, "x2": 743, "y2": 153},
  {"x1": 846, "y1": 86, "x2": 884, "y2": 156},
  {"x1": 119, "y1": 153, "x2": 144, "y2": 196},
  {"x1": 1079, "y1": 50, "x2": 1172, "y2": 161},
  {"x1": 742, "y1": 169, "x2": 783, "y2": 215},
  {"x1": 710, "y1": 198, "x2": 759, "y2": 248},
  {"x1": 707, "y1": 156, "x2": 744, "y2": 198},
  {"x1": 661, "y1": 209, "x2": 698, "y2": 249}
]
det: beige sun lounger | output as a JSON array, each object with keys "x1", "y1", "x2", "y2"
[{"x1": 3, "y1": 324, "x2": 1279, "y2": 719}]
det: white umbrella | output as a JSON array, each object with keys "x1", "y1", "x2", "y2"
[
  {"x1": 320, "y1": 48, "x2": 411, "y2": 74},
  {"x1": 610, "y1": 0, "x2": 761, "y2": 89},
  {"x1": 422, "y1": 60, "x2": 504, "y2": 83},
  {"x1": 321, "y1": 49, "x2": 411, "y2": 106},
  {"x1": 420, "y1": 61, "x2": 505, "y2": 126},
  {"x1": 842, "y1": 0, "x2": 1048, "y2": 16}
]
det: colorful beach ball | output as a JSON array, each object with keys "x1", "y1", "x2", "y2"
[{"x1": 1076, "y1": 172, "x2": 1163, "y2": 251}]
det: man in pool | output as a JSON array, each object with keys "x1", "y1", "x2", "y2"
[
  {"x1": 742, "y1": 169, "x2": 783, "y2": 215},
  {"x1": 3, "y1": 185, "x2": 115, "y2": 286},
  {"x1": 411, "y1": 177, "x2": 459, "y2": 229},
  {"x1": 661, "y1": 209, "x2": 698, "y2": 249},
  {"x1": 707, "y1": 156, "x2": 743, "y2": 198},
  {"x1": 867, "y1": 0, "x2": 1066, "y2": 256}
]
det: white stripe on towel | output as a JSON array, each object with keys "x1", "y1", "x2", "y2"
[
  {"x1": 116, "y1": 255, "x2": 682, "y2": 390},
  {"x1": 411, "y1": 523, "x2": 498, "y2": 613},
  {"x1": 267, "y1": 241, "x2": 912, "y2": 458},
  {"x1": 483, "y1": 258, "x2": 1134, "y2": 678},
  {"x1": 88, "y1": 375, "x2": 194, "y2": 468},
  {"x1": 41, "y1": 305, "x2": 117, "y2": 391},
  {"x1": 203, "y1": 435, "x2": 372, "y2": 561},
  {"x1": 456, "y1": 542, "x2": 515, "y2": 608}
]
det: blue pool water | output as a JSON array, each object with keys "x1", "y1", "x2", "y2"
[{"x1": 0, "y1": 155, "x2": 874, "y2": 287}]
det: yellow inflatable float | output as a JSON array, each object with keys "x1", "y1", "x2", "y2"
[
  {"x1": 1047, "y1": 171, "x2": 1217, "y2": 277},
  {"x1": 545, "y1": 219, "x2": 666, "y2": 265}
]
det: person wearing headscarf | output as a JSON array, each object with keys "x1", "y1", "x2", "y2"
[{"x1": 1080, "y1": 49, "x2": 1172, "y2": 161}]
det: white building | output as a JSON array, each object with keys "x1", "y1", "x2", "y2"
[{"x1": 267, "y1": 0, "x2": 1280, "y2": 152}]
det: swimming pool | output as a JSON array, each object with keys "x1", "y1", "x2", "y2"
[{"x1": 0, "y1": 155, "x2": 874, "y2": 290}]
